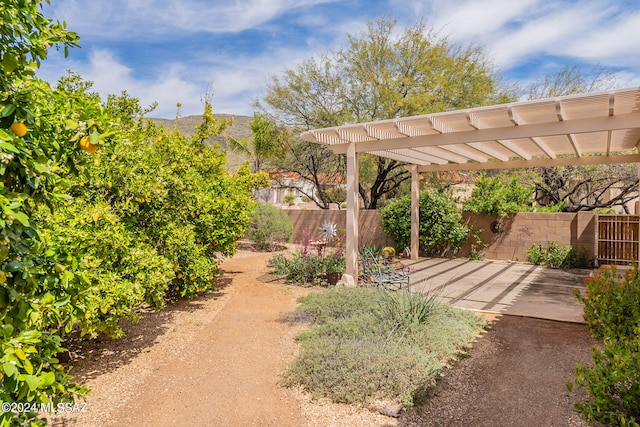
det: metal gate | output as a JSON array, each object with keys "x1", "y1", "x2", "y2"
[{"x1": 596, "y1": 215, "x2": 640, "y2": 265}]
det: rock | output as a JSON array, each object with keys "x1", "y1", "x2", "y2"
[
  {"x1": 336, "y1": 274, "x2": 355, "y2": 287},
  {"x1": 367, "y1": 400, "x2": 403, "y2": 418}
]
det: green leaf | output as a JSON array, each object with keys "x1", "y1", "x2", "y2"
[
  {"x1": 89, "y1": 131, "x2": 99, "y2": 145},
  {"x1": 5, "y1": 261, "x2": 23, "y2": 272},
  {"x1": 22, "y1": 358, "x2": 33, "y2": 375},
  {"x1": 20, "y1": 330, "x2": 41, "y2": 343},
  {"x1": 15, "y1": 348, "x2": 26, "y2": 361},
  {"x1": 1, "y1": 54, "x2": 18, "y2": 73},
  {"x1": 3, "y1": 362, "x2": 18, "y2": 378},
  {"x1": 0, "y1": 104, "x2": 16, "y2": 118},
  {"x1": 31, "y1": 162, "x2": 50, "y2": 173},
  {"x1": 0, "y1": 133, "x2": 15, "y2": 145},
  {"x1": 11, "y1": 211, "x2": 30, "y2": 227},
  {"x1": 64, "y1": 119, "x2": 79, "y2": 130},
  {"x1": 54, "y1": 295, "x2": 71, "y2": 308},
  {"x1": 0, "y1": 245, "x2": 9, "y2": 262},
  {"x1": 41, "y1": 292, "x2": 55, "y2": 305},
  {"x1": 24, "y1": 374, "x2": 39, "y2": 391},
  {"x1": 0, "y1": 323, "x2": 13, "y2": 337},
  {"x1": 41, "y1": 371, "x2": 56, "y2": 387}
]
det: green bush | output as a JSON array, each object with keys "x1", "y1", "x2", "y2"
[
  {"x1": 381, "y1": 189, "x2": 468, "y2": 256},
  {"x1": 245, "y1": 203, "x2": 293, "y2": 251},
  {"x1": 569, "y1": 265, "x2": 640, "y2": 426},
  {"x1": 73, "y1": 100, "x2": 268, "y2": 298},
  {"x1": 570, "y1": 336, "x2": 640, "y2": 426},
  {"x1": 527, "y1": 242, "x2": 578, "y2": 269},
  {"x1": 283, "y1": 287, "x2": 486, "y2": 407},
  {"x1": 38, "y1": 200, "x2": 174, "y2": 338},
  {"x1": 268, "y1": 249, "x2": 344, "y2": 284},
  {"x1": 464, "y1": 175, "x2": 533, "y2": 216},
  {"x1": 576, "y1": 265, "x2": 640, "y2": 341}
]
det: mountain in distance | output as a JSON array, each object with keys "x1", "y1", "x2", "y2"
[{"x1": 151, "y1": 114, "x2": 252, "y2": 171}]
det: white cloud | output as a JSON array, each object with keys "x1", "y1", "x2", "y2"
[
  {"x1": 47, "y1": 0, "x2": 339, "y2": 39},
  {"x1": 425, "y1": 0, "x2": 540, "y2": 40},
  {"x1": 563, "y1": 10, "x2": 640, "y2": 66},
  {"x1": 39, "y1": 49, "x2": 203, "y2": 118},
  {"x1": 37, "y1": 0, "x2": 640, "y2": 119}
]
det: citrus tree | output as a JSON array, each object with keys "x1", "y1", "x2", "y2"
[
  {"x1": 1, "y1": 3, "x2": 268, "y2": 425},
  {"x1": 0, "y1": 1, "x2": 95, "y2": 425}
]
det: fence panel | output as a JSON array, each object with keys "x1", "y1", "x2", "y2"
[{"x1": 596, "y1": 215, "x2": 640, "y2": 265}]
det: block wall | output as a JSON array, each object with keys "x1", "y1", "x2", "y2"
[{"x1": 285, "y1": 209, "x2": 596, "y2": 261}]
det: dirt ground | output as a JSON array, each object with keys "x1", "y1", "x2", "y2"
[{"x1": 49, "y1": 249, "x2": 598, "y2": 426}]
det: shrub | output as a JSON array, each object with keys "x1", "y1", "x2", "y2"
[
  {"x1": 381, "y1": 189, "x2": 468, "y2": 256},
  {"x1": 570, "y1": 336, "x2": 640, "y2": 426},
  {"x1": 268, "y1": 249, "x2": 344, "y2": 284},
  {"x1": 39, "y1": 200, "x2": 174, "y2": 338},
  {"x1": 576, "y1": 265, "x2": 640, "y2": 341},
  {"x1": 569, "y1": 265, "x2": 640, "y2": 426},
  {"x1": 282, "y1": 192, "x2": 297, "y2": 205},
  {"x1": 245, "y1": 203, "x2": 293, "y2": 251},
  {"x1": 74, "y1": 101, "x2": 268, "y2": 298},
  {"x1": 269, "y1": 252, "x2": 324, "y2": 284},
  {"x1": 283, "y1": 287, "x2": 486, "y2": 407},
  {"x1": 527, "y1": 242, "x2": 583, "y2": 269},
  {"x1": 464, "y1": 175, "x2": 533, "y2": 216}
]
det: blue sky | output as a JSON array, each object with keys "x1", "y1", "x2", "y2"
[{"x1": 38, "y1": 0, "x2": 640, "y2": 119}]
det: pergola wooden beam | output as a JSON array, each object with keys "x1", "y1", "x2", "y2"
[
  {"x1": 418, "y1": 153, "x2": 640, "y2": 172},
  {"x1": 322, "y1": 113, "x2": 639, "y2": 155}
]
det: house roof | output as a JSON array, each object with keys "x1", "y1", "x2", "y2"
[{"x1": 301, "y1": 87, "x2": 640, "y2": 172}]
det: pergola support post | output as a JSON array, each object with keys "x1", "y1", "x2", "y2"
[
  {"x1": 410, "y1": 165, "x2": 419, "y2": 260},
  {"x1": 636, "y1": 163, "x2": 640, "y2": 215},
  {"x1": 345, "y1": 143, "x2": 359, "y2": 279}
]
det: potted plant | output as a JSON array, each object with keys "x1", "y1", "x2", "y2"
[{"x1": 323, "y1": 251, "x2": 346, "y2": 285}]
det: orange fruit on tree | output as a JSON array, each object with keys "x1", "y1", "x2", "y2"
[
  {"x1": 9, "y1": 122, "x2": 27, "y2": 137},
  {"x1": 79, "y1": 136, "x2": 99, "y2": 153}
]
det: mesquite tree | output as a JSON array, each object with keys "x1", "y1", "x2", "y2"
[{"x1": 258, "y1": 17, "x2": 515, "y2": 209}]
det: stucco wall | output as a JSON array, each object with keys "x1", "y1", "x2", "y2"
[{"x1": 285, "y1": 209, "x2": 596, "y2": 261}]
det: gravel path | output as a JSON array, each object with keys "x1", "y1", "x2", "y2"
[
  {"x1": 49, "y1": 250, "x2": 598, "y2": 426},
  {"x1": 400, "y1": 315, "x2": 598, "y2": 426}
]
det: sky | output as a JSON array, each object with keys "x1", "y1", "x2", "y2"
[{"x1": 37, "y1": 0, "x2": 640, "y2": 119}]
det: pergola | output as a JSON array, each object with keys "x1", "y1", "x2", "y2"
[{"x1": 301, "y1": 87, "x2": 640, "y2": 278}]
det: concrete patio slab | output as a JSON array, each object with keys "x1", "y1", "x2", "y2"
[{"x1": 404, "y1": 258, "x2": 592, "y2": 323}]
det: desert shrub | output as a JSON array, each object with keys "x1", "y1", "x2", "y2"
[
  {"x1": 464, "y1": 175, "x2": 533, "y2": 216},
  {"x1": 283, "y1": 287, "x2": 486, "y2": 407},
  {"x1": 569, "y1": 265, "x2": 640, "y2": 426},
  {"x1": 535, "y1": 201, "x2": 567, "y2": 212},
  {"x1": 282, "y1": 192, "x2": 297, "y2": 205},
  {"x1": 570, "y1": 336, "x2": 640, "y2": 426},
  {"x1": 527, "y1": 242, "x2": 576, "y2": 269},
  {"x1": 576, "y1": 265, "x2": 640, "y2": 341},
  {"x1": 268, "y1": 249, "x2": 344, "y2": 284},
  {"x1": 381, "y1": 189, "x2": 468, "y2": 256},
  {"x1": 245, "y1": 203, "x2": 293, "y2": 250}
]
